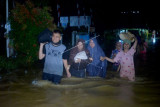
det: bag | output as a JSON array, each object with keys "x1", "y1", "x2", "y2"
[
  {"x1": 38, "y1": 28, "x2": 53, "y2": 43},
  {"x1": 74, "y1": 51, "x2": 88, "y2": 61}
]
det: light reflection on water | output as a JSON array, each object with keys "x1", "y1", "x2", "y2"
[{"x1": 0, "y1": 77, "x2": 160, "y2": 107}]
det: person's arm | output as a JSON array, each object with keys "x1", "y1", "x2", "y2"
[
  {"x1": 39, "y1": 43, "x2": 45, "y2": 60},
  {"x1": 68, "y1": 50, "x2": 75, "y2": 65},
  {"x1": 133, "y1": 36, "x2": 138, "y2": 49},
  {"x1": 117, "y1": 65, "x2": 121, "y2": 72},
  {"x1": 62, "y1": 51, "x2": 71, "y2": 78},
  {"x1": 104, "y1": 57, "x2": 115, "y2": 63},
  {"x1": 63, "y1": 59, "x2": 71, "y2": 78}
]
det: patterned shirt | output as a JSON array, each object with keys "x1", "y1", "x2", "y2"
[{"x1": 113, "y1": 46, "x2": 136, "y2": 81}]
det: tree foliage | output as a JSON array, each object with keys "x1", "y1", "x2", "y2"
[{"x1": 9, "y1": 0, "x2": 56, "y2": 65}]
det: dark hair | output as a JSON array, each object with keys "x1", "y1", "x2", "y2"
[
  {"x1": 76, "y1": 39, "x2": 85, "y2": 46},
  {"x1": 53, "y1": 29, "x2": 62, "y2": 35}
]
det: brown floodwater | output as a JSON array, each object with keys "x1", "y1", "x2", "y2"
[
  {"x1": 0, "y1": 74, "x2": 160, "y2": 107},
  {"x1": 0, "y1": 39, "x2": 160, "y2": 107}
]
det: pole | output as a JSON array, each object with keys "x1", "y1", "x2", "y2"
[
  {"x1": 57, "y1": 2, "x2": 60, "y2": 27},
  {"x1": 77, "y1": 2, "x2": 80, "y2": 28},
  {"x1": 6, "y1": 0, "x2": 10, "y2": 57}
]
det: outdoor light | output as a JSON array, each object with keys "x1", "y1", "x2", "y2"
[
  {"x1": 153, "y1": 38, "x2": 156, "y2": 44},
  {"x1": 119, "y1": 40, "x2": 123, "y2": 43},
  {"x1": 120, "y1": 30, "x2": 125, "y2": 33},
  {"x1": 5, "y1": 21, "x2": 11, "y2": 32}
]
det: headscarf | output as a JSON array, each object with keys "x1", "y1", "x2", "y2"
[
  {"x1": 87, "y1": 38, "x2": 105, "y2": 64},
  {"x1": 123, "y1": 39, "x2": 131, "y2": 47},
  {"x1": 87, "y1": 38, "x2": 107, "y2": 78}
]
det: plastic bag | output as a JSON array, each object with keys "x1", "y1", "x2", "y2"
[{"x1": 38, "y1": 28, "x2": 53, "y2": 43}]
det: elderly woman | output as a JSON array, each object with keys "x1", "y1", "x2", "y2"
[
  {"x1": 68, "y1": 39, "x2": 91, "y2": 78},
  {"x1": 103, "y1": 37, "x2": 138, "y2": 81},
  {"x1": 87, "y1": 38, "x2": 107, "y2": 78}
]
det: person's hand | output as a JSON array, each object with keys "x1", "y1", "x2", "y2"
[
  {"x1": 100, "y1": 56, "x2": 105, "y2": 61},
  {"x1": 133, "y1": 35, "x2": 137, "y2": 42},
  {"x1": 67, "y1": 72, "x2": 71, "y2": 78},
  {"x1": 89, "y1": 57, "x2": 93, "y2": 61},
  {"x1": 75, "y1": 58, "x2": 81, "y2": 63},
  {"x1": 40, "y1": 42, "x2": 48, "y2": 46}
]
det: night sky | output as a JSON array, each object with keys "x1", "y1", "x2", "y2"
[
  {"x1": 0, "y1": 0, "x2": 160, "y2": 31},
  {"x1": 53, "y1": 0, "x2": 159, "y2": 30},
  {"x1": 49, "y1": 0, "x2": 160, "y2": 31}
]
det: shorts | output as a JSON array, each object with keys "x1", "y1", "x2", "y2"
[{"x1": 42, "y1": 72, "x2": 62, "y2": 84}]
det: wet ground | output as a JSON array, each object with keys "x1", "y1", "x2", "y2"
[{"x1": 0, "y1": 38, "x2": 160, "y2": 107}]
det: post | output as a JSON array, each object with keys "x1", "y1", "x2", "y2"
[
  {"x1": 57, "y1": 1, "x2": 60, "y2": 27},
  {"x1": 77, "y1": 2, "x2": 80, "y2": 28},
  {"x1": 72, "y1": 31, "x2": 77, "y2": 46},
  {"x1": 6, "y1": 0, "x2": 10, "y2": 57}
]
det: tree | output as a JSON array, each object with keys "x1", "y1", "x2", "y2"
[{"x1": 9, "y1": 0, "x2": 56, "y2": 65}]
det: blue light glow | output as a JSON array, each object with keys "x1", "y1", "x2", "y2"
[
  {"x1": 153, "y1": 38, "x2": 156, "y2": 44},
  {"x1": 119, "y1": 40, "x2": 123, "y2": 43},
  {"x1": 120, "y1": 30, "x2": 125, "y2": 33}
]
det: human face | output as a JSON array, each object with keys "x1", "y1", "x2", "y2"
[
  {"x1": 77, "y1": 42, "x2": 83, "y2": 51},
  {"x1": 89, "y1": 40, "x2": 95, "y2": 48},
  {"x1": 116, "y1": 43, "x2": 122, "y2": 50},
  {"x1": 52, "y1": 33, "x2": 61, "y2": 43},
  {"x1": 123, "y1": 43, "x2": 130, "y2": 50}
]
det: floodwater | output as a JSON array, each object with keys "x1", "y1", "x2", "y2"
[
  {"x1": 0, "y1": 39, "x2": 160, "y2": 107},
  {"x1": 0, "y1": 76, "x2": 160, "y2": 107}
]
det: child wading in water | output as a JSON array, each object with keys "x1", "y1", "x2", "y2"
[{"x1": 101, "y1": 34, "x2": 138, "y2": 81}]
